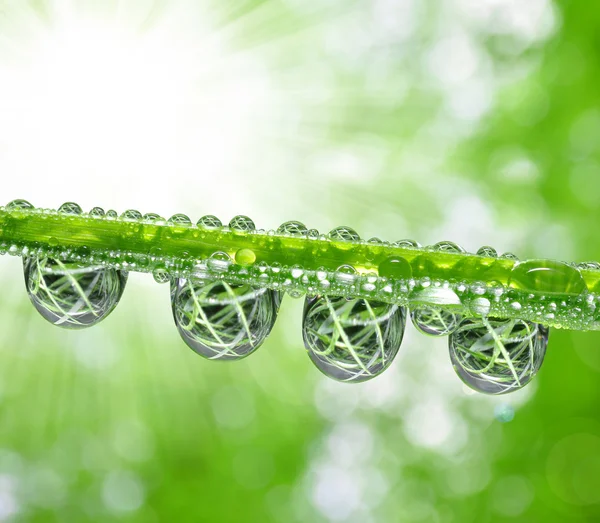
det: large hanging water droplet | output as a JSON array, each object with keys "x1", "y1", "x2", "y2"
[
  {"x1": 302, "y1": 295, "x2": 406, "y2": 383},
  {"x1": 449, "y1": 318, "x2": 548, "y2": 394},
  {"x1": 24, "y1": 257, "x2": 127, "y2": 329},
  {"x1": 411, "y1": 307, "x2": 461, "y2": 336},
  {"x1": 171, "y1": 279, "x2": 280, "y2": 360},
  {"x1": 508, "y1": 259, "x2": 587, "y2": 295}
]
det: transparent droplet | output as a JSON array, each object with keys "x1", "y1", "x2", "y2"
[
  {"x1": 470, "y1": 297, "x2": 491, "y2": 316},
  {"x1": 58, "y1": 202, "x2": 82, "y2": 215},
  {"x1": 207, "y1": 251, "x2": 232, "y2": 272},
  {"x1": 302, "y1": 295, "x2": 406, "y2": 382},
  {"x1": 578, "y1": 261, "x2": 600, "y2": 271},
  {"x1": 143, "y1": 213, "x2": 164, "y2": 222},
  {"x1": 6, "y1": 199, "x2": 33, "y2": 211},
  {"x1": 393, "y1": 239, "x2": 421, "y2": 248},
  {"x1": 121, "y1": 209, "x2": 142, "y2": 221},
  {"x1": 168, "y1": 214, "x2": 192, "y2": 225},
  {"x1": 500, "y1": 252, "x2": 519, "y2": 261},
  {"x1": 477, "y1": 246, "x2": 498, "y2": 257},
  {"x1": 328, "y1": 226, "x2": 360, "y2": 241},
  {"x1": 277, "y1": 221, "x2": 308, "y2": 236},
  {"x1": 229, "y1": 215, "x2": 255, "y2": 232},
  {"x1": 24, "y1": 256, "x2": 127, "y2": 329},
  {"x1": 431, "y1": 241, "x2": 465, "y2": 253},
  {"x1": 509, "y1": 259, "x2": 587, "y2": 295},
  {"x1": 378, "y1": 256, "x2": 412, "y2": 280},
  {"x1": 411, "y1": 307, "x2": 461, "y2": 336},
  {"x1": 197, "y1": 215, "x2": 222, "y2": 229},
  {"x1": 171, "y1": 279, "x2": 280, "y2": 360},
  {"x1": 89, "y1": 207, "x2": 106, "y2": 217},
  {"x1": 449, "y1": 318, "x2": 548, "y2": 394},
  {"x1": 152, "y1": 269, "x2": 170, "y2": 284},
  {"x1": 106, "y1": 210, "x2": 118, "y2": 218},
  {"x1": 368, "y1": 237, "x2": 382, "y2": 244}
]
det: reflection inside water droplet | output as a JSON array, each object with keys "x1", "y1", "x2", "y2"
[
  {"x1": 24, "y1": 256, "x2": 127, "y2": 329},
  {"x1": 302, "y1": 295, "x2": 406, "y2": 382},
  {"x1": 449, "y1": 318, "x2": 548, "y2": 394},
  {"x1": 171, "y1": 279, "x2": 280, "y2": 360},
  {"x1": 411, "y1": 307, "x2": 461, "y2": 336}
]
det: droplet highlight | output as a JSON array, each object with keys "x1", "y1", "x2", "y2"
[
  {"x1": 171, "y1": 279, "x2": 280, "y2": 360},
  {"x1": 449, "y1": 318, "x2": 548, "y2": 394},
  {"x1": 302, "y1": 295, "x2": 406, "y2": 382},
  {"x1": 24, "y1": 256, "x2": 127, "y2": 329}
]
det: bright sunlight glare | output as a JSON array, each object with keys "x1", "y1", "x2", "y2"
[{"x1": 0, "y1": 6, "x2": 276, "y2": 211}]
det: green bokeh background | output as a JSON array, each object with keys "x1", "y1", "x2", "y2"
[{"x1": 1, "y1": 0, "x2": 600, "y2": 521}]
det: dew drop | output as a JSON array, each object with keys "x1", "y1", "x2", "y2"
[
  {"x1": 58, "y1": 202, "x2": 82, "y2": 215},
  {"x1": 328, "y1": 226, "x2": 360, "y2": 242},
  {"x1": 197, "y1": 215, "x2": 222, "y2": 229},
  {"x1": 500, "y1": 252, "x2": 519, "y2": 261},
  {"x1": 470, "y1": 297, "x2": 491, "y2": 316},
  {"x1": 449, "y1": 318, "x2": 548, "y2": 394},
  {"x1": 393, "y1": 239, "x2": 421, "y2": 248},
  {"x1": 229, "y1": 215, "x2": 255, "y2": 232},
  {"x1": 477, "y1": 246, "x2": 498, "y2": 257},
  {"x1": 168, "y1": 214, "x2": 192, "y2": 225},
  {"x1": 378, "y1": 256, "x2": 412, "y2": 280},
  {"x1": 207, "y1": 251, "x2": 232, "y2": 272},
  {"x1": 277, "y1": 221, "x2": 308, "y2": 236},
  {"x1": 121, "y1": 209, "x2": 142, "y2": 221},
  {"x1": 143, "y1": 213, "x2": 164, "y2": 222},
  {"x1": 171, "y1": 279, "x2": 280, "y2": 360},
  {"x1": 89, "y1": 207, "x2": 106, "y2": 217},
  {"x1": 152, "y1": 269, "x2": 170, "y2": 284},
  {"x1": 24, "y1": 256, "x2": 127, "y2": 329},
  {"x1": 431, "y1": 241, "x2": 465, "y2": 253},
  {"x1": 302, "y1": 296, "x2": 406, "y2": 382},
  {"x1": 411, "y1": 307, "x2": 461, "y2": 336},
  {"x1": 6, "y1": 199, "x2": 33, "y2": 211},
  {"x1": 235, "y1": 248, "x2": 256, "y2": 267},
  {"x1": 106, "y1": 210, "x2": 118, "y2": 219},
  {"x1": 508, "y1": 259, "x2": 587, "y2": 295}
]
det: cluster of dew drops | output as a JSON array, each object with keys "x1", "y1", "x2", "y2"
[{"x1": 5, "y1": 199, "x2": 555, "y2": 395}]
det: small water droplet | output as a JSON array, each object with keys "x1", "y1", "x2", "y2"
[
  {"x1": 431, "y1": 241, "x2": 465, "y2": 253},
  {"x1": 494, "y1": 403, "x2": 515, "y2": 423},
  {"x1": 168, "y1": 214, "x2": 192, "y2": 225},
  {"x1": 277, "y1": 221, "x2": 308, "y2": 236},
  {"x1": 24, "y1": 257, "x2": 127, "y2": 329},
  {"x1": 302, "y1": 295, "x2": 406, "y2": 382},
  {"x1": 58, "y1": 202, "x2": 82, "y2": 215},
  {"x1": 235, "y1": 248, "x2": 256, "y2": 267},
  {"x1": 393, "y1": 239, "x2": 421, "y2": 248},
  {"x1": 307, "y1": 229, "x2": 320, "y2": 239},
  {"x1": 449, "y1": 318, "x2": 548, "y2": 394},
  {"x1": 143, "y1": 213, "x2": 164, "y2": 222},
  {"x1": 509, "y1": 259, "x2": 587, "y2": 295},
  {"x1": 197, "y1": 215, "x2": 222, "y2": 229},
  {"x1": 410, "y1": 286, "x2": 461, "y2": 306},
  {"x1": 368, "y1": 237, "x2": 382, "y2": 244},
  {"x1": 470, "y1": 297, "x2": 491, "y2": 316},
  {"x1": 335, "y1": 264, "x2": 357, "y2": 285},
  {"x1": 328, "y1": 226, "x2": 360, "y2": 242},
  {"x1": 6, "y1": 199, "x2": 33, "y2": 211},
  {"x1": 171, "y1": 279, "x2": 280, "y2": 360},
  {"x1": 500, "y1": 252, "x2": 519, "y2": 260},
  {"x1": 89, "y1": 207, "x2": 105, "y2": 217},
  {"x1": 207, "y1": 251, "x2": 232, "y2": 272},
  {"x1": 378, "y1": 256, "x2": 412, "y2": 279},
  {"x1": 106, "y1": 210, "x2": 118, "y2": 219},
  {"x1": 229, "y1": 215, "x2": 255, "y2": 232},
  {"x1": 153, "y1": 269, "x2": 170, "y2": 284},
  {"x1": 411, "y1": 307, "x2": 461, "y2": 336},
  {"x1": 477, "y1": 246, "x2": 498, "y2": 257},
  {"x1": 121, "y1": 209, "x2": 142, "y2": 220}
]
